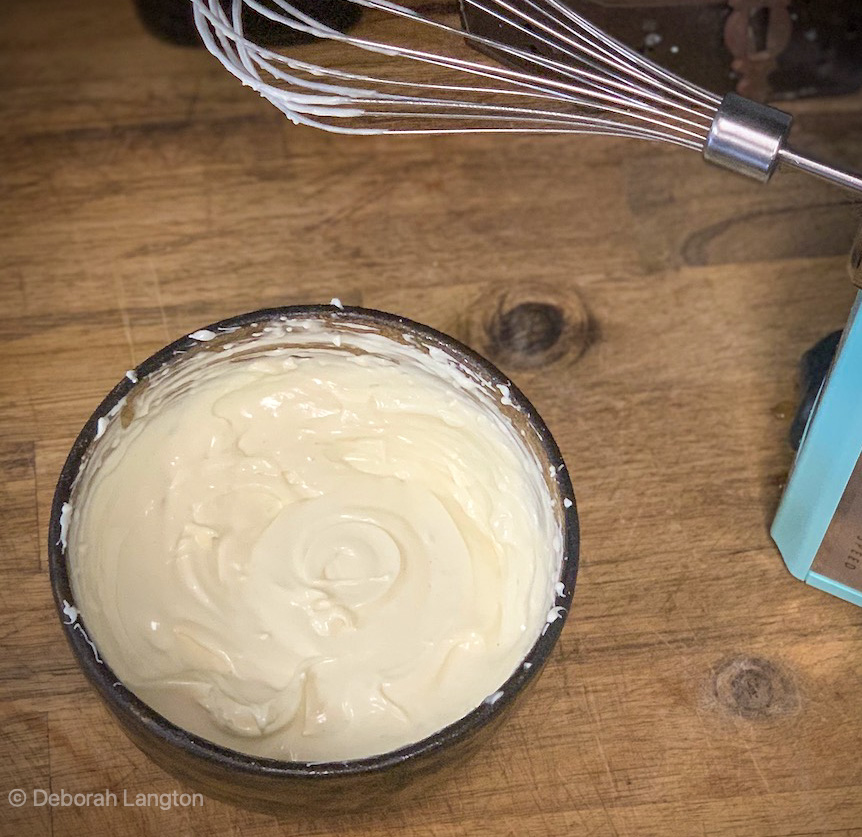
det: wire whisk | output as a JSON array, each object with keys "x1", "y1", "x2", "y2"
[{"x1": 192, "y1": 0, "x2": 862, "y2": 193}]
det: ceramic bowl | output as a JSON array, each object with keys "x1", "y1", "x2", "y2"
[{"x1": 48, "y1": 305, "x2": 579, "y2": 814}]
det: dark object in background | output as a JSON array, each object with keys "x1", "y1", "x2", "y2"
[
  {"x1": 133, "y1": 0, "x2": 361, "y2": 47},
  {"x1": 790, "y1": 330, "x2": 842, "y2": 451},
  {"x1": 460, "y1": 0, "x2": 862, "y2": 103}
]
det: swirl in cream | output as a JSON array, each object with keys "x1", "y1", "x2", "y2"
[{"x1": 68, "y1": 319, "x2": 562, "y2": 761}]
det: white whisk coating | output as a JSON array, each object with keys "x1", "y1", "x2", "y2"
[{"x1": 191, "y1": 0, "x2": 722, "y2": 148}]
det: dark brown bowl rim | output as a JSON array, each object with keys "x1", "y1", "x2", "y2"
[{"x1": 48, "y1": 304, "x2": 579, "y2": 780}]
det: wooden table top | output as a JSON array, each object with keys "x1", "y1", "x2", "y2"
[{"x1": 3, "y1": 1, "x2": 862, "y2": 835}]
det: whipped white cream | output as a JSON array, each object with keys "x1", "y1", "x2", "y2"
[{"x1": 68, "y1": 318, "x2": 562, "y2": 761}]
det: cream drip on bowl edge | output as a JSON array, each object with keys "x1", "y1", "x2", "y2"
[{"x1": 64, "y1": 315, "x2": 566, "y2": 762}]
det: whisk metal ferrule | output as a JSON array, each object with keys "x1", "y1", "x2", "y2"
[
  {"x1": 703, "y1": 93, "x2": 792, "y2": 184},
  {"x1": 704, "y1": 92, "x2": 862, "y2": 193}
]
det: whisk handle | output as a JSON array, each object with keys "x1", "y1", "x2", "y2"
[
  {"x1": 703, "y1": 93, "x2": 862, "y2": 196},
  {"x1": 776, "y1": 146, "x2": 862, "y2": 195}
]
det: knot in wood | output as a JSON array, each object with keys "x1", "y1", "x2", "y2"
[
  {"x1": 473, "y1": 282, "x2": 594, "y2": 371},
  {"x1": 713, "y1": 656, "x2": 797, "y2": 720},
  {"x1": 493, "y1": 302, "x2": 564, "y2": 357}
]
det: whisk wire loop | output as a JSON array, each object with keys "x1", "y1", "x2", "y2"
[{"x1": 194, "y1": 0, "x2": 715, "y2": 144}]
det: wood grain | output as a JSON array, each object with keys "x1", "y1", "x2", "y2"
[{"x1": 2, "y1": 0, "x2": 862, "y2": 834}]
